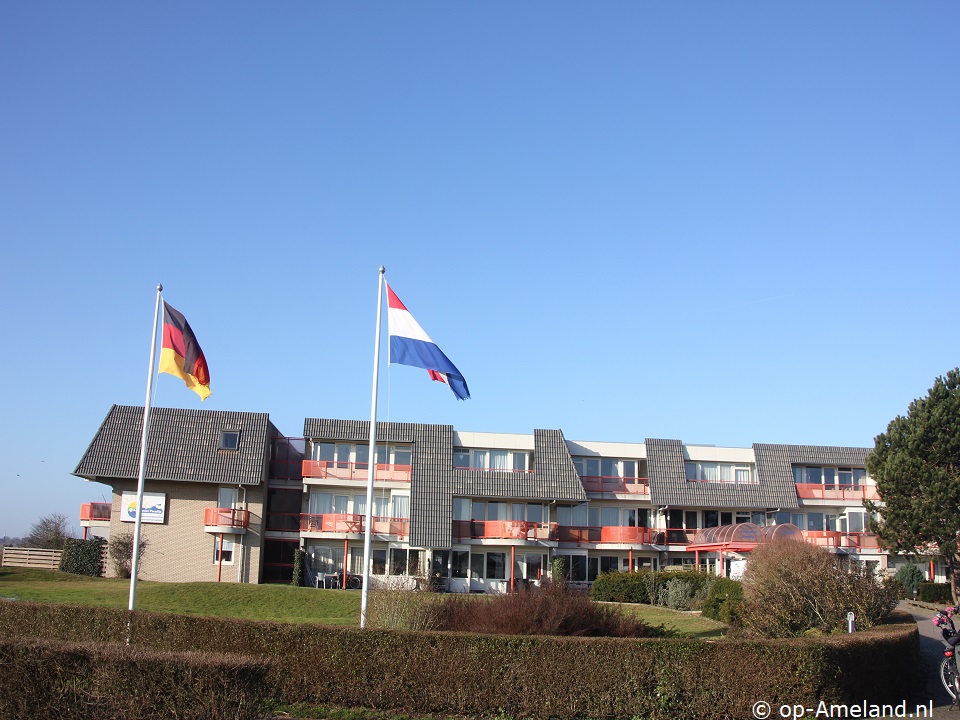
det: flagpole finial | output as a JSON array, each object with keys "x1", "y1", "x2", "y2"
[
  {"x1": 379, "y1": 266, "x2": 385, "y2": 275},
  {"x1": 157, "y1": 283, "x2": 163, "y2": 293}
]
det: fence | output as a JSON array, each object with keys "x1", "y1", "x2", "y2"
[{"x1": 1, "y1": 547, "x2": 63, "y2": 569}]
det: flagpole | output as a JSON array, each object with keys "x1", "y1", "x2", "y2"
[
  {"x1": 360, "y1": 266, "x2": 385, "y2": 628},
  {"x1": 128, "y1": 284, "x2": 163, "y2": 615}
]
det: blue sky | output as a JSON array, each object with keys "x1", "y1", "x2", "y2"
[{"x1": 1, "y1": 3, "x2": 957, "y2": 538}]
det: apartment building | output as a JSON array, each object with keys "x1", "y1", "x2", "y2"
[{"x1": 74, "y1": 405, "x2": 898, "y2": 588}]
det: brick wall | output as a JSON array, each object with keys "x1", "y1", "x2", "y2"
[{"x1": 106, "y1": 481, "x2": 264, "y2": 584}]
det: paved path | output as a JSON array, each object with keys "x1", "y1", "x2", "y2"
[{"x1": 901, "y1": 602, "x2": 958, "y2": 718}]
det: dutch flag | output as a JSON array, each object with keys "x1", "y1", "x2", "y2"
[{"x1": 386, "y1": 283, "x2": 471, "y2": 401}]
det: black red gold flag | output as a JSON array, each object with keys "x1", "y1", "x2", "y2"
[{"x1": 159, "y1": 301, "x2": 211, "y2": 400}]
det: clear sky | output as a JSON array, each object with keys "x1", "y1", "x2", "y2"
[{"x1": 1, "y1": 3, "x2": 957, "y2": 538}]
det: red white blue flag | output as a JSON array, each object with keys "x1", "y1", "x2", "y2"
[{"x1": 386, "y1": 283, "x2": 470, "y2": 400}]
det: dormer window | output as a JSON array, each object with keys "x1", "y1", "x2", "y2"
[{"x1": 220, "y1": 431, "x2": 241, "y2": 451}]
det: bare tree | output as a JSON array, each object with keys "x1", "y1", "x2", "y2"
[{"x1": 23, "y1": 513, "x2": 75, "y2": 550}]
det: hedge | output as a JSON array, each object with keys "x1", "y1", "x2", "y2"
[
  {"x1": 0, "y1": 636, "x2": 271, "y2": 720},
  {"x1": 918, "y1": 582, "x2": 953, "y2": 605},
  {"x1": 0, "y1": 602, "x2": 921, "y2": 720},
  {"x1": 591, "y1": 569, "x2": 714, "y2": 607},
  {"x1": 59, "y1": 537, "x2": 106, "y2": 577}
]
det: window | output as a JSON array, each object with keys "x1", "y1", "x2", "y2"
[
  {"x1": 794, "y1": 465, "x2": 869, "y2": 488},
  {"x1": 486, "y1": 552, "x2": 506, "y2": 579},
  {"x1": 391, "y1": 495, "x2": 409, "y2": 519},
  {"x1": 452, "y1": 498, "x2": 470, "y2": 521},
  {"x1": 555, "y1": 554, "x2": 587, "y2": 582},
  {"x1": 266, "y1": 488, "x2": 301, "y2": 531},
  {"x1": 213, "y1": 535, "x2": 234, "y2": 564},
  {"x1": 453, "y1": 448, "x2": 531, "y2": 472},
  {"x1": 686, "y1": 462, "x2": 757, "y2": 484},
  {"x1": 218, "y1": 486, "x2": 239, "y2": 509},
  {"x1": 372, "y1": 549, "x2": 387, "y2": 575},
  {"x1": 556, "y1": 504, "x2": 588, "y2": 526},
  {"x1": 470, "y1": 552, "x2": 484, "y2": 580},
  {"x1": 451, "y1": 550, "x2": 469, "y2": 578},
  {"x1": 219, "y1": 431, "x2": 240, "y2": 451},
  {"x1": 306, "y1": 544, "x2": 343, "y2": 575},
  {"x1": 574, "y1": 457, "x2": 643, "y2": 478},
  {"x1": 311, "y1": 441, "x2": 413, "y2": 468},
  {"x1": 432, "y1": 550, "x2": 449, "y2": 578}
]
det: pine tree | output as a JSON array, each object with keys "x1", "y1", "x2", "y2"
[{"x1": 865, "y1": 368, "x2": 960, "y2": 600}]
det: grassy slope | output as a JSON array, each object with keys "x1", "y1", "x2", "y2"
[{"x1": 0, "y1": 567, "x2": 727, "y2": 635}]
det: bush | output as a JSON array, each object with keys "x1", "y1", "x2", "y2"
[
  {"x1": 429, "y1": 580, "x2": 660, "y2": 637},
  {"x1": 919, "y1": 582, "x2": 953, "y2": 605},
  {"x1": 591, "y1": 569, "x2": 714, "y2": 610},
  {"x1": 59, "y1": 537, "x2": 106, "y2": 577},
  {"x1": 739, "y1": 539, "x2": 898, "y2": 637},
  {"x1": 701, "y1": 577, "x2": 743, "y2": 624},
  {"x1": 108, "y1": 530, "x2": 148, "y2": 579},
  {"x1": 291, "y1": 548, "x2": 306, "y2": 587},
  {"x1": 591, "y1": 570, "x2": 655, "y2": 603},
  {"x1": 894, "y1": 563, "x2": 925, "y2": 598}
]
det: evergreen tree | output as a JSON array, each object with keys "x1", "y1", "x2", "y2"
[{"x1": 865, "y1": 368, "x2": 960, "y2": 600}]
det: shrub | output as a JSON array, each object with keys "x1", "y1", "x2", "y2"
[
  {"x1": 552, "y1": 556, "x2": 567, "y2": 582},
  {"x1": 919, "y1": 582, "x2": 953, "y2": 605},
  {"x1": 701, "y1": 577, "x2": 743, "y2": 624},
  {"x1": 739, "y1": 539, "x2": 898, "y2": 637},
  {"x1": 591, "y1": 570, "x2": 655, "y2": 603},
  {"x1": 366, "y1": 589, "x2": 442, "y2": 631},
  {"x1": 59, "y1": 537, "x2": 106, "y2": 577},
  {"x1": 108, "y1": 530, "x2": 148, "y2": 579},
  {"x1": 894, "y1": 563, "x2": 925, "y2": 598},
  {"x1": 291, "y1": 548, "x2": 306, "y2": 587},
  {"x1": 431, "y1": 580, "x2": 661, "y2": 637}
]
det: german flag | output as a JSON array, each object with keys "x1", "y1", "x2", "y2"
[{"x1": 159, "y1": 301, "x2": 211, "y2": 400}]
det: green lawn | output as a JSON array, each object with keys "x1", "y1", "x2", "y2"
[{"x1": 0, "y1": 567, "x2": 727, "y2": 636}]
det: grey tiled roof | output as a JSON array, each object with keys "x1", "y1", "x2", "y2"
[
  {"x1": 754, "y1": 444, "x2": 870, "y2": 498},
  {"x1": 73, "y1": 405, "x2": 275, "y2": 485},
  {"x1": 302, "y1": 419, "x2": 586, "y2": 549},
  {"x1": 647, "y1": 438, "x2": 799, "y2": 509}
]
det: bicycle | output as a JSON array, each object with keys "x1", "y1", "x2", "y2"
[{"x1": 933, "y1": 606, "x2": 960, "y2": 703}]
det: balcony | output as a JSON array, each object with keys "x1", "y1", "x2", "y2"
[
  {"x1": 203, "y1": 507, "x2": 250, "y2": 534},
  {"x1": 300, "y1": 513, "x2": 409, "y2": 539},
  {"x1": 452, "y1": 520, "x2": 557, "y2": 541},
  {"x1": 579, "y1": 476, "x2": 650, "y2": 496},
  {"x1": 795, "y1": 483, "x2": 881, "y2": 502},
  {"x1": 301, "y1": 460, "x2": 411, "y2": 483},
  {"x1": 802, "y1": 530, "x2": 881, "y2": 550},
  {"x1": 79, "y1": 502, "x2": 111, "y2": 524}
]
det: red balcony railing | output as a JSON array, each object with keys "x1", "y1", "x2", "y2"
[
  {"x1": 300, "y1": 513, "x2": 409, "y2": 539},
  {"x1": 80, "y1": 502, "x2": 111, "y2": 522},
  {"x1": 203, "y1": 507, "x2": 250, "y2": 529},
  {"x1": 802, "y1": 530, "x2": 880, "y2": 549},
  {"x1": 580, "y1": 476, "x2": 650, "y2": 495},
  {"x1": 599, "y1": 526, "x2": 655, "y2": 543},
  {"x1": 452, "y1": 520, "x2": 556, "y2": 541},
  {"x1": 301, "y1": 460, "x2": 412, "y2": 482},
  {"x1": 795, "y1": 483, "x2": 880, "y2": 501}
]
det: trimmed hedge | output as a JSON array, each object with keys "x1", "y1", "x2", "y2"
[
  {"x1": 0, "y1": 601, "x2": 921, "y2": 720},
  {"x1": 591, "y1": 569, "x2": 714, "y2": 608},
  {"x1": 919, "y1": 582, "x2": 953, "y2": 605},
  {"x1": 0, "y1": 637, "x2": 271, "y2": 720},
  {"x1": 59, "y1": 537, "x2": 106, "y2": 577}
]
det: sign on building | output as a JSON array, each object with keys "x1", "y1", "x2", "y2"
[{"x1": 120, "y1": 491, "x2": 167, "y2": 524}]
